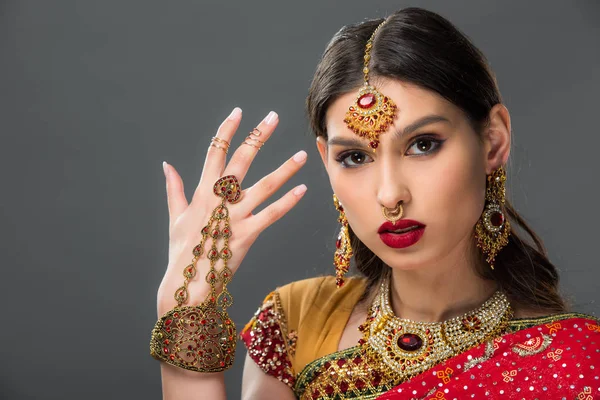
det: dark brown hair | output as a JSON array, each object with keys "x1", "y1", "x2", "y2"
[{"x1": 306, "y1": 7, "x2": 567, "y2": 314}]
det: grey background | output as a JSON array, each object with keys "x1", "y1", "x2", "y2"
[{"x1": 0, "y1": 0, "x2": 598, "y2": 399}]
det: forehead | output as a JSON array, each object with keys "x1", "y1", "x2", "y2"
[{"x1": 325, "y1": 79, "x2": 459, "y2": 137}]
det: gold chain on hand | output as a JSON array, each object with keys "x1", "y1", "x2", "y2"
[{"x1": 149, "y1": 175, "x2": 241, "y2": 372}]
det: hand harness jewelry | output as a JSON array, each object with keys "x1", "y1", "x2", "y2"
[
  {"x1": 358, "y1": 276, "x2": 513, "y2": 383},
  {"x1": 149, "y1": 172, "x2": 242, "y2": 372}
]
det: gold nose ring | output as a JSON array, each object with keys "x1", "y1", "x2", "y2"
[{"x1": 382, "y1": 202, "x2": 403, "y2": 223}]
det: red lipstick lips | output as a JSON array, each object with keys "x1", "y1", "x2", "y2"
[{"x1": 378, "y1": 219, "x2": 425, "y2": 249}]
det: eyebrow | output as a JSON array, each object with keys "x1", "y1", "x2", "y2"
[{"x1": 328, "y1": 114, "x2": 451, "y2": 147}]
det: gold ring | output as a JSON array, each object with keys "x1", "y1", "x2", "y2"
[
  {"x1": 382, "y1": 203, "x2": 403, "y2": 223},
  {"x1": 211, "y1": 136, "x2": 230, "y2": 148},
  {"x1": 210, "y1": 142, "x2": 229, "y2": 153},
  {"x1": 245, "y1": 135, "x2": 265, "y2": 145},
  {"x1": 249, "y1": 128, "x2": 262, "y2": 137},
  {"x1": 242, "y1": 140, "x2": 262, "y2": 150}
]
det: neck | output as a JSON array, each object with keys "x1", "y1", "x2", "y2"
[{"x1": 387, "y1": 242, "x2": 497, "y2": 323}]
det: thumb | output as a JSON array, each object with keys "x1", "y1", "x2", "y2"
[{"x1": 163, "y1": 161, "x2": 188, "y2": 227}]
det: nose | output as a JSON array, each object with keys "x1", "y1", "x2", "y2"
[{"x1": 376, "y1": 160, "x2": 411, "y2": 210}]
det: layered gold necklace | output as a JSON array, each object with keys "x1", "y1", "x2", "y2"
[{"x1": 359, "y1": 276, "x2": 513, "y2": 382}]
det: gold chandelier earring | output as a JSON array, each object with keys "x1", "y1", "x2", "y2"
[
  {"x1": 474, "y1": 166, "x2": 511, "y2": 270},
  {"x1": 333, "y1": 194, "x2": 353, "y2": 288}
]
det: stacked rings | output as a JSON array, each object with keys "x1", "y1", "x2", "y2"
[
  {"x1": 210, "y1": 136, "x2": 230, "y2": 153},
  {"x1": 242, "y1": 128, "x2": 265, "y2": 150}
]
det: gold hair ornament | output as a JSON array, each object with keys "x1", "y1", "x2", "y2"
[
  {"x1": 344, "y1": 20, "x2": 398, "y2": 151},
  {"x1": 149, "y1": 175, "x2": 242, "y2": 372}
]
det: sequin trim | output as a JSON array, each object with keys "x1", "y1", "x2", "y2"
[{"x1": 240, "y1": 291, "x2": 295, "y2": 387}]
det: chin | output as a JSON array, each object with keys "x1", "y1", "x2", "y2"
[{"x1": 384, "y1": 258, "x2": 429, "y2": 271}]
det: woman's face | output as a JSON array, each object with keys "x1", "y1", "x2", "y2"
[{"x1": 316, "y1": 79, "x2": 504, "y2": 272}]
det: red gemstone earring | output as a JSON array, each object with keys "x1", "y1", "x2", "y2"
[
  {"x1": 474, "y1": 166, "x2": 511, "y2": 269},
  {"x1": 333, "y1": 194, "x2": 353, "y2": 288},
  {"x1": 343, "y1": 19, "x2": 398, "y2": 151}
]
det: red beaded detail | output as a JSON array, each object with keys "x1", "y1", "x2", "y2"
[
  {"x1": 149, "y1": 305, "x2": 237, "y2": 372},
  {"x1": 240, "y1": 291, "x2": 296, "y2": 387},
  {"x1": 296, "y1": 346, "x2": 392, "y2": 399},
  {"x1": 213, "y1": 175, "x2": 242, "y2": 203},
  {"x1": 343, "y1": 85, "x2": 398, "y2": 152}
]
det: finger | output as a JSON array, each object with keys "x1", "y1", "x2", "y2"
[
  {"x1": 163, "y1": 161, "x2": 188, "y2": 225},
  {"x1": 240, "y1": 150, "x2": 307, "y2": 213},
  {"x1": 222, "y1": 110, "x2": 278, "y2": 184},
  {"x1": 196, "y1": 107, "x2": 243, "y2": 195},
  {"x1": 252, "y1": 183, "x2": 307, "y2": 234}
]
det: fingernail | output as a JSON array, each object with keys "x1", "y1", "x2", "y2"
[
  {"x1": 264, "y1": 111, "x2": 278, "y2": 125},
  {"x1": 293, "y1": 184, "x2": 307, "y2": 196},
  {"x1": 162, "y1": 161, "x2": 169, "y2": 178},
  {"x1": 293, "y1": 150, "x2": 307, "y2": 163},
  {"x1": 227, "y1": 107, "x2": 242, "y2": 120}
]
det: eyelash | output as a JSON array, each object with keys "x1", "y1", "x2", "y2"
[{"x1": 334, "y1": 135, "x2": 444, "y2": 168}]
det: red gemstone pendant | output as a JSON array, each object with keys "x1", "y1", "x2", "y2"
[
  {"x1": 397, "y1": 333, "x2": 423, "y2": 352},
  {"x1": 357, "y1": 93, "x2": 376, "y2": 109},
  {"x1": 490, "y1": 211, "x2": 504, "y2": 227}
]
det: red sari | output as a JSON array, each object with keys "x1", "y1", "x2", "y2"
[{"x1": 377, "y1": 316, "x2": 600, "y2": 399}]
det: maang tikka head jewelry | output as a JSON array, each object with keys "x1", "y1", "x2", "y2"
[
  {"x1": 333, "y1": 194, "x2": 353, "y2": 288},
  {"x1": 474, "y1": 166, "x2": 511, "y2": 270},
  {"x1": 344, "y1": 19, "x2": 398, "y2": 151}
]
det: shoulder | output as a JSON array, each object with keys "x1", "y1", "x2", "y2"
[
  {"x1": 245, "y1": 275, "x2": 367, "y2": 342},
  {"x1": 276, "y1": 275, "x2": 367, "y2": 317},
  {"x1": 240, "y1": 276, "x2": 367, "y2": 387}
]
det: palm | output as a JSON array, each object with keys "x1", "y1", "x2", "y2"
[{"x1": 156, "y1": 108, "x2": 307, "y2": 318}]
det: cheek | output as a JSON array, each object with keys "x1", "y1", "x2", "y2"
[
  {"x1": 330, "y1": 171, "x2": 369, "y2": 212},
  {"x1": 424, "y1": 143, "x2": 486, "y2": 234},
  {"x1": 328, "y1": 169, "x2": 374, "y2": 235}
]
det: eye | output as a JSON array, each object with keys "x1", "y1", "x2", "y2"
[
  {"x1": 405, "y1": 136, "x2": 444, "y2": 156},
  {"x1": 334, "y1": 150, "x2": 373, "y2": 168}
]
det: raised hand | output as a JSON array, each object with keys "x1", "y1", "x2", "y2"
[{"x1": 156, "y1": 108, "x2": 307, "y2": 318}]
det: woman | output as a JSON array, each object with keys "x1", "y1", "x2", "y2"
[{"x1": 150, "y1": 7, "x2": 599, "y2": 399}]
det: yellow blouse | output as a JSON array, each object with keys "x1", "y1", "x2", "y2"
[{"x1": 241, "y1": 276, "x2": 365, "y2": 387}]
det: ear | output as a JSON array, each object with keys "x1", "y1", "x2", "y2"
[
  {"x1": 482, "y1": 103, "x2": 511, "y2": 174},
  {"x1": 316, "y1": 136, "x2": 329, "y2": 174}
]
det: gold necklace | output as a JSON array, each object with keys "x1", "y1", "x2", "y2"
[{"x1": 359, "y1": 276, "x2": 513, "y2": 382}]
